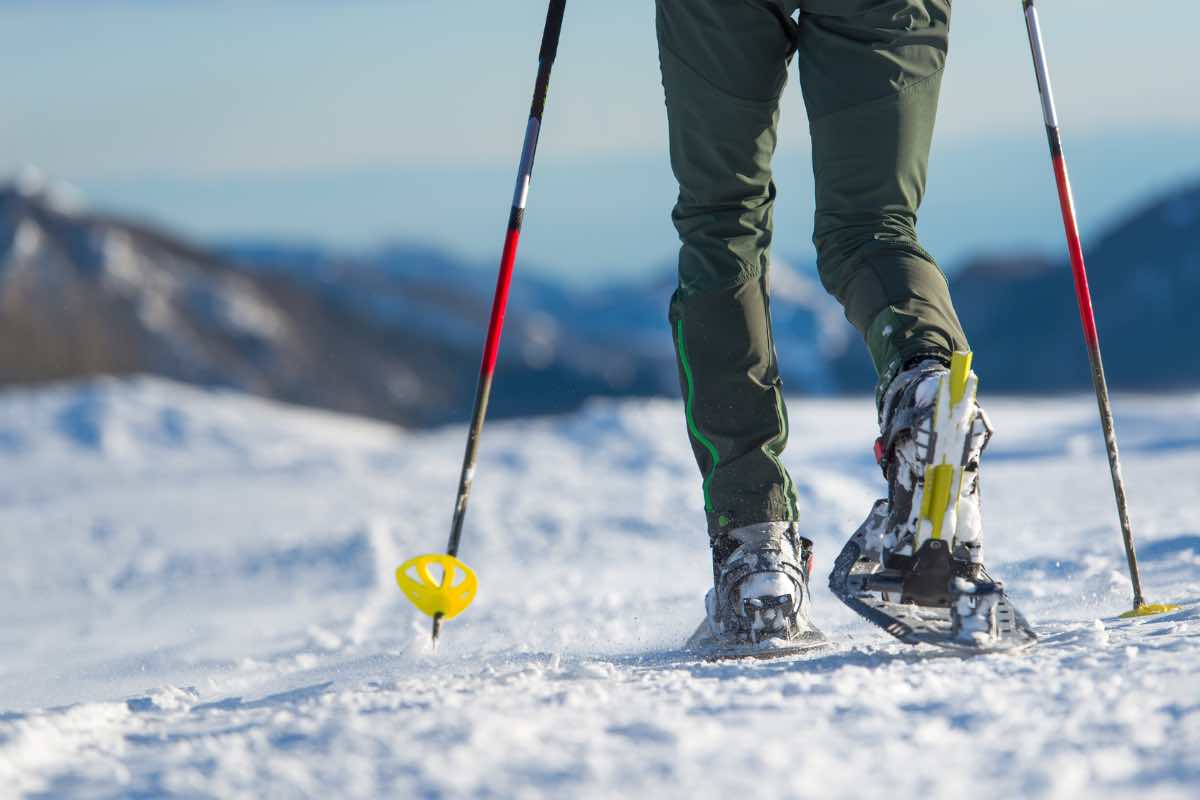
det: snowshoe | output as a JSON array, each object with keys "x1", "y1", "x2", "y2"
[
  {"x1": 828, "y1": 352, "x2": 1036, "y2": 653},
  {"x1": 688, "y1": 521, "x2": 828, "y2": 660}
]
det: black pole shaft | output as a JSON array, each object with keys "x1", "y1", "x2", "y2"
[
  {"x1": 1085, "y1": 340, "x2": 1145, "y2": 609},
  {"x1": 433, "y1": 0, "x2": 568, "y2": 644}
]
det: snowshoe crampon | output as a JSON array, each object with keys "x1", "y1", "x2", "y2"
[
  {"x1": 828, "y1": 522, "x2": 1036, "y2": 654},
  {"x1": 686, "y1": 624, "x2": 829, "y2": 661},
  {"x1": 686, "y1": 584, "x2": 829, "y2": 661}
]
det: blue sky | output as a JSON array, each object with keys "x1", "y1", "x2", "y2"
[{"x1": 4, "y1": 1, "x2": 1199, "y2": 284}]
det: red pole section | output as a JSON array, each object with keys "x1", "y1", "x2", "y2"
[
  {"x1": 480, "y1": 227, "x2": 522, "y2": 378},
  {"x1": 1050, "y1": 156, "x2": 1100, "y2": 348}
]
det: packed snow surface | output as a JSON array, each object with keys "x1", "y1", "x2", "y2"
[{"x1": 1, "y1": 378, "x2": 1198, "y2": 798}]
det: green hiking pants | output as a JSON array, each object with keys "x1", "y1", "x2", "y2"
[{"x1": 658, "y1": 0, "x2": 969, "y2": 536}]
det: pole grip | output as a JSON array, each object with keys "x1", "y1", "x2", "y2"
[{"x1": 539, "y1": 0, "x2": 568, "y2": 65}]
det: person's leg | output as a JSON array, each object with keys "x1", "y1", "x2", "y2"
[
  {"x1": 795, "y1": 0, "x2": 968, "y2": 400},
  {"x1": 656, "y1": 0, "x2": 800, "y2": 542}
]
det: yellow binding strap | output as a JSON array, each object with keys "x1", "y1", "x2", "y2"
[{"x1": 949, "y1": 351, "x2": 973, "y2": 407}]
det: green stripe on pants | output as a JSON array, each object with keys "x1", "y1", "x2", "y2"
[{"x1": 675, "y1": 317, "x2": 721, "y2": 512}]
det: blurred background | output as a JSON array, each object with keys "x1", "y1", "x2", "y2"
[{"x1": 2, "y1": 0, "x2": 1198, "y2": 427}]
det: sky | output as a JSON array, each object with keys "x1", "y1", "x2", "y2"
[{"x1": 3, "y1": 0, "x2": 1199, "y2": 285}]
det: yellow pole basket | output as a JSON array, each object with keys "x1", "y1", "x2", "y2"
[
  {"x1": 396, "y1": 554, "x2": 478, "y2": 621},
  {"x1": 1119, "y1": 602, "x2": 1181, "y2": 619}
]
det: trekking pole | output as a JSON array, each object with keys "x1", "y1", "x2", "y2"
[
  {"x1": 396, "y1": 0, "x2": 569, "y2": 646},
  {"x1": 1020, "y1": 0, "x2": 1178, "y2": 618}
]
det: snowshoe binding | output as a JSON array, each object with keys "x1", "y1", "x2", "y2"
[
  {"x1": 828, "y1": 352, "x2": 1037, "y2": 653},
  {"x1": 688, "y1": 521, "x2": 828, "y2": 660}
]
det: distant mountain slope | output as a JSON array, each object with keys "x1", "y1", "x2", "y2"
[
  {"x1": 0, "y1": 182, "x2": 680, "y2": 425},
  {"x1": 216, "y1": 239, "x2": 846, "y2": 399},
  {"x1": 950, "y1": 178, "x2": 1200, "y2": 391},
  {"x1": 0, "y1": 184, "x2": 494, "y2": 425},
  {"x1": 2, "y1": 176, "x2": 1196, "y2": 427},
  {"x1": 832, "y1": 178, "x2": 1200, "y2": 392},
  {"x1": 213, "y1": 240, "x2": 681, "y2": 418}
]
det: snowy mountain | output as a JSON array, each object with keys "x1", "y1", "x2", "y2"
[
  {"x1": 0, "y1": 180, "x2": 466, "y2": 425},
  {"x1": 950, "y1": 178, "x2": 1200, "y2": 390},
  {"x1": 3, "y1": 176, "x2": 1198, "y2": 429},
  {"x1": 215, "y1": 239, "x2": 686, "y2": 412},
  {"x1": 829, "y1": 178, "x2": 1200, "y2": 390},
  {"x1": 1, "y1": 377, "x2": 1196, "y2": 796},
  {"x1": 215, "y1": 238, "x2": 851, "y2": 393},
  {"x1": 0, "y1": 177, "x2": 844, "y2": 424},
  {"x1": 220, "y1": 177, "x2": 1200, "y2": 397},
  {"x1": 0, "y1": 182, "x2": 676, "y2": 425}
]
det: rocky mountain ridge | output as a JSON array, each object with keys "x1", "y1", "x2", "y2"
[{"x1": 2, "y1": 177, "x2": 1196, "y2": 426}]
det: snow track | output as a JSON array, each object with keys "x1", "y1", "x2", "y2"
[{"x1": 1, "y1": 379, "x2": 1197, "y2": 798}]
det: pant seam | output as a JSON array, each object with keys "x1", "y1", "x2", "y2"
[
  {"x1": 764, "y1": 384, "x2": 797, "y2": 519},
  {"x1": 676, "y1": 264, "x2": 768, "y2": 298},
  {"x1": 658, "y1": 39, "x2": 787, "y2": 108},
  {"x1": 759, "y1": 277, "x2": 798, "y2": 520},
  {"x1": 807, "y1": 65, "x2": 945, "y2": 126}
]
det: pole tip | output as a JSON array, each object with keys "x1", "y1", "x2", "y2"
[
  {"x1": 1119, "y1": 602, "x2": 1182, "y2": 619},
  {"x1": 430, "y1": 613, "x2": 444, "y2": 650}
]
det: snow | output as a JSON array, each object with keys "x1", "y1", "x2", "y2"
[
  {"x1": 12, "y1": 165, "x2": 85, "y2": 214},
  {"x1": 1, "y1": 378, "x2": 1198, "y2": 798},
  {"x1": 11, "y1": 220, "x2": 43, "y2": 261}
]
